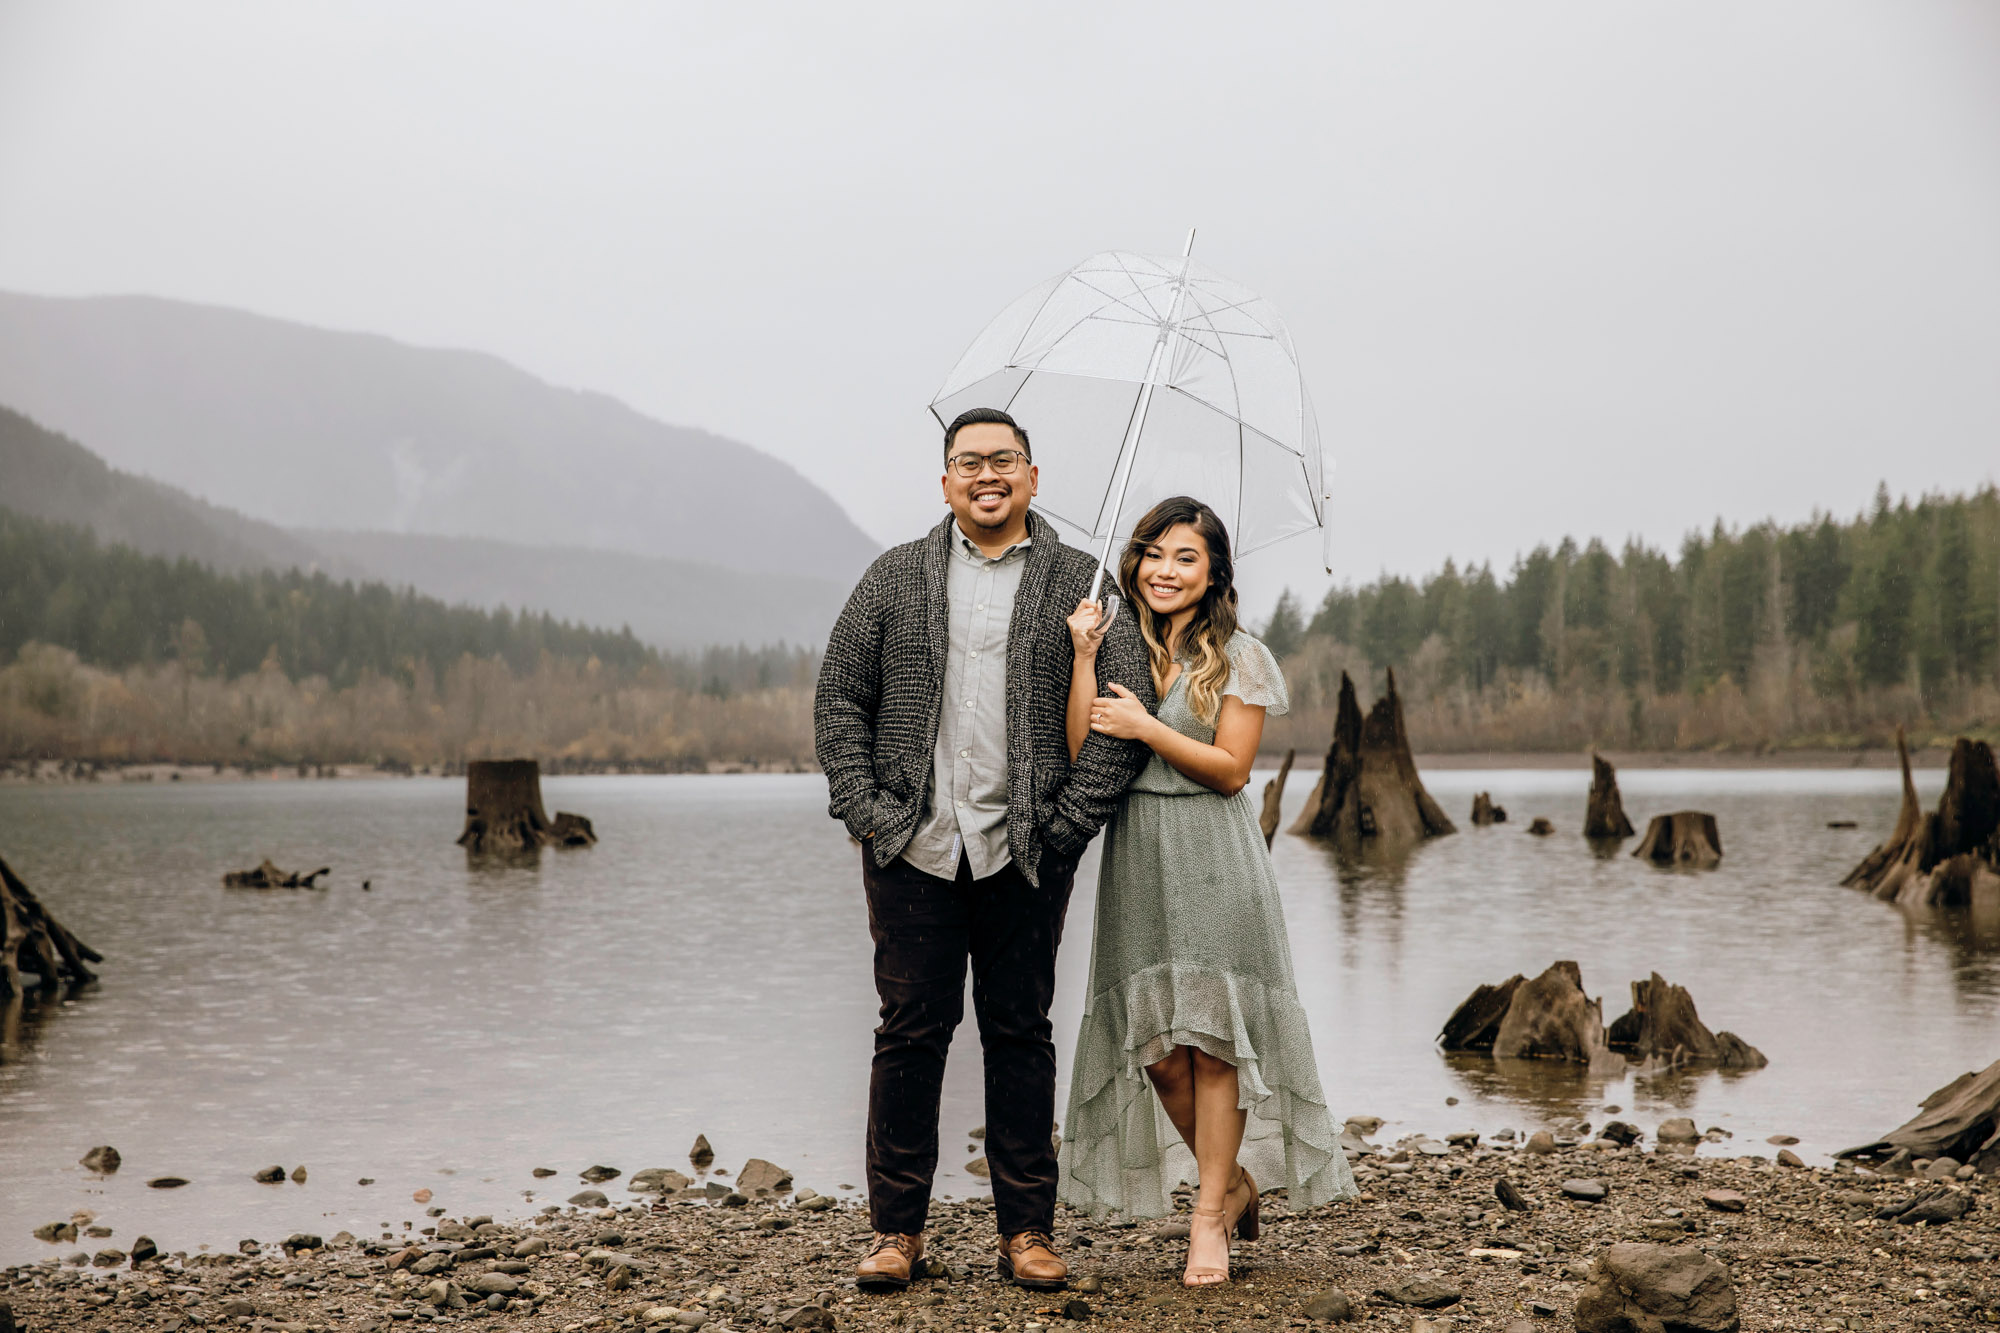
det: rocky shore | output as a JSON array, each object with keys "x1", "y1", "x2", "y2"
[{"x1": 6, "y1": 1123, "x2": 1997, "y2": 1333}]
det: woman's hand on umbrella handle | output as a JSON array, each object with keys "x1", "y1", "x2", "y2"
[{"x1": 1067, "y1": 599, "x2": 1106, "y2": 659}]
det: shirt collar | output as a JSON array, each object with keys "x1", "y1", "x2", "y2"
[{"x1": 953, "y1": 522, "x2": 1032, "y2": 563}]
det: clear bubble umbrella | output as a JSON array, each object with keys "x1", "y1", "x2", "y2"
[{"x1": 930, "y1": 232, "x2": 1331, "y2": 609}]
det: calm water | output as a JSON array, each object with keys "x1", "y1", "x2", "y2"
[{"x1": 2, "y1": 767, "x2": 1995, "y2": 1266}]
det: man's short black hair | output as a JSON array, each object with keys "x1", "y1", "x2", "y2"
[{"x1": 944, "y1": 407, "x2": 1031, "y2": 461}]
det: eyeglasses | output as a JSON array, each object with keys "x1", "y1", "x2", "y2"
[{"x1": 947, "y1": 449, "x2": 1029, "y2": 477}]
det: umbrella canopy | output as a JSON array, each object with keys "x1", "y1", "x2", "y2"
[{"x1": 930, "y1": 240, "x2": 1330, "y2": 590}]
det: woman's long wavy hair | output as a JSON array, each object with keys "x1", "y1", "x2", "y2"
[{"x1": 1118, "y1": 496, "x2": 1238, "y2": 726}]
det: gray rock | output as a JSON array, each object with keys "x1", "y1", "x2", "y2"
[
  {"x1": 1414, "y1": 1139, "x2": 1452, "y2": 1157},
  {"x1": 412, "y1": 1253, "x2": 453, "y2": 1276},
  {"x1": 468, "y1": 1273, "x2": 519, "y2": 1296},
  {"x1": 1922, "y1": 1155, "x2": 1963, "y2": 1181},
  {"x1": 1525, "y1": 1131, "x2": 1557, "y2": 1154},
  {"x1": 290, "y1": 1164, "x2": 308, "y2": 1183},
  {"x1": 415, "y1": 1278, "x2": 454, "y2": 1308},
  {"x1": 253, "y1": 1165, "x2": 287, "y2": 1183},
  {"x1": 580, "y1": 1165, "x2": 621, "y2": 1183},
  {"x1": 690, "y1": 1134, "x2": 715, "y2": 1166},
  {"x1": 1494, "y1": 1178, "x2": 1530, "y2": 1212},
  {"x1": 1154, "y1": 1220, "x2": 1190, "y2": 1240},
  {"x1": 1776, "y1": 1149, "x2": 1805, "y2": 1168},
  {"x1": 282, "y1": 1233, "x2": 323, "y2": 1252},
  {"x1": 797, "y1": 1193, "x2": 836, "y2": 1212},
  {"x1": 512, "y1": 1237, "x2": 549, "y2": 1258},
  {"x1": 1302, "y1": 1289, "x2": 1354, "y2": 1321},
  {"x1": 1656, "y1": 1117, "x2": 1700, "y2": 1144},
  {"x1": 629, "y1": 1167, "x2": 693, "y2": 1194},
  {"x1": 1893, "y1": 1188, "x2": 1972, "y2": 1226},
  {"x1": 31, "y1": 1221, "x2": 76, "y2": 1244},
  {"x1": 777, "y1": 1307, "x2": 834, "y2": 1331},
  {"x1": 91, "y1": 1249, "x2": 126, "y2": 1268},
  {"x1": 1373, "y1": 1276, "x2": 1460, "y2": 1308},
  {"x1": 1573, "y1": 1243, "x2": 1739, "y2": 1333},
  {"x1": 1561, "y1": 1179, "x2": 1610, "y2": 1202},
  {"x1": 736, "y1": 1158, "x2": 794, "y2": 1193},
  {"x1": 568, "y1": 1189, "x2": 610, "y2": 1207},
  {"x1": 1343, "y1": 1116, "x2": 1383, "y2": 1136},
  {"x1": 1700, "y1": 1189, "x2": 1746, "y2": 1213},
  {"x1": 1599, "y1": 1121, "x2": 1641, "y2": 1146},
  {"x1": 1061, "y1": 1297, "x2": 1091, "y2": 1320},
  {"x1": 129, "y1": 1236, "x2": 158, "y2": 1266},
  {"x1": 531, "y1": 1167, "x2": 557, "y2": 1178},
  {"x1": 79, "y1": 1146, "x2": 121, "y2": 1174}
]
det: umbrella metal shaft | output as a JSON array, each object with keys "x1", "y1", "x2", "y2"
[{"x1": 1087, "y1": 228, "x2": 1197, "y2": 610}]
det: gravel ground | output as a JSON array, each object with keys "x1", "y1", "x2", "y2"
[{"x1": 6, "y1": 1133, "x2": 1997, "y2": 1333}]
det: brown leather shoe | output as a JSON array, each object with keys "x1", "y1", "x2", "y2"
[
  {"x1": 996, "y1": 1230, "x2": 1068, "y2": 1290},
  {"x1": 856, "y1": 1232, "x2": 923, "y2": 1292}
]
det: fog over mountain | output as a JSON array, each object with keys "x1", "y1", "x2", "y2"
[
  {"x1": 0, "y1": 291, "x2": 880, "y2": 581},
  {"x1": 0, "y1": 404, "x2": 850, "y2": 650}
]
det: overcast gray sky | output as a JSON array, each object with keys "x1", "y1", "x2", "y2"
[{"x1": 3, "y1": 1, "x2": 1997, "y2": 618}]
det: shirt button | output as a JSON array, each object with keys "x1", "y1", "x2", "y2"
[
  {"x1": 964, "y1": 700, "x2": 974, "y2": 708},
  {"x1": 970, "y1": 650, "x2": 979, "y2": 658},
  {"x1": 960, "y1": 749, "x2": 970, "y2": 758},
  {"x1": 975, "y1": 603, "x2": 985, "y2": 611},
  {"x1": 956, "y1": 800, "x2": 966, "y2": 808}
]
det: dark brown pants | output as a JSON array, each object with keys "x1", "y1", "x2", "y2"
[{"x1": 862, "y1": 845, "x2": 1078, "y2": 1237}]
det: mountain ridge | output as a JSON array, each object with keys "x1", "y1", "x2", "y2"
[{"x1": 0, "y1": 289, "x2": 879, "y2": 580}]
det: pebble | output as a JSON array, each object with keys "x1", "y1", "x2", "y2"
[
  {"x1": 1701, "y1": 1188, "x2": 1747, "y2": 1212},
  {"x1": 1560, "y1": 1179, "x2": 1609, "y2": 1202},
  {"x1": 1524, "y1": 1131, "x2": 1556, "y2": 1154},
  {"x1": 78, "y1": 1146, "x2": 121, "y2": 1174}
]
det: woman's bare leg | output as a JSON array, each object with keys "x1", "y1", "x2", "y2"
[{"x1": 1143, "y1": 1047, "x2": 1199, "y2": 1153}]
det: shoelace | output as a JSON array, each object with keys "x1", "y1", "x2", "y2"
[
  {"x1": 869, "y1": 1233, "x2": 914, "y2": 1256},
  {"x1": 1011, "y1": 1230, "x2": 1056, "y2": 1254}
]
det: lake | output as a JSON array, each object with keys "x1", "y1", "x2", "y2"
[{"x1": 2, "y1": 765, "x2": 1994, "y2": 1267}]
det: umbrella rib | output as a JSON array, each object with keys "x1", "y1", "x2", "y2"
[{"x1": 1006, "y1": 275, "x2": 1075, "y2": 369}]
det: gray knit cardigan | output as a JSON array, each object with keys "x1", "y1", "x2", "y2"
[{"x1": 814, "y1": 509, "x2": 1156, "y2": 885}]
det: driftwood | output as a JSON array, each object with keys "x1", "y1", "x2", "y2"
[
  {"x1": 1843, "y1": 730, "x2": 2000, "y2": 907},
  {"x1": 1257, "y1": 749, "x2": 1295, "y2": 848},
  {"x1": 1835, "y1": 1057, "x2": 2000, "y2": 1175},
  {"x1": 1633, "y1": 812, "x2": 1722, "y2": 868},
  {"x1": 1289, "y1": 670, "x2": 1455, "y2": 845},
  {"x1": 222, "y1": 859, "x2": 329, "y2": 889},
  {"x1": 458, "y1": 759, "x2": 596, "y2": 853},
  {"x1": 0, "y1": 854, "x2": 101, "y2": 997},
  {"x1": 1605, "y1": 972, "x2": 1766, "y2": 1070},
  {"x1": 1584, "y1": 753, "x2": 1635, "y2": 839},
  {"x1": 1439, "y1": 961, "x2": 1617, "y2": 1068},
  {"x1": 1470, "y1": 793, "x2": 1507, "y2": 826}
]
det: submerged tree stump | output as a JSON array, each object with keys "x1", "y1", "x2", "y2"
[
  {"x1": 1584, "y1": 752, "x2": 1636, "y2": 839},
  {"x1": 1289, "y1": 670, "x2": 1455, "y2": 846},
  {"x1": 1837, "y1": 1056, "x2": 2000, "y2": 1176},
  {"x1": 458, "y1": 759, "x2": 596, "y2": 853},
  {"x1": 1605, "y1": 972, "x2": 1766, "y2": 1070},
  {"x1": 1471, "y1": 792, "x2": 1507, "y2": 826},
  {"x1": 1, "y1": 854, "x2": 101, "y2": 997},
  {"x1": 1843, "y1": 730, "x2": 2000, "y2": 907},
  {"x1": 1258, "y1": 749, "x2": 1295, "y2": 848},
  {"x1": 1633, "y1": 812, "x2": 1723, "y2": 868},
  {"x1": 1439, "y1": 961, "x2": 1615, "y2": 1067},
  {"x1": 222, "y1": 860, "x2": 330, "y2": 889}
]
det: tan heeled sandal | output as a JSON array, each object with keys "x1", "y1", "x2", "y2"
[
  {"x1": 1182, "y1": 1204, "x2": 1230, "y2": 1286},
  {"x1": 1227, "y1": 1168, "x2": 1261, "y2": 1241}
]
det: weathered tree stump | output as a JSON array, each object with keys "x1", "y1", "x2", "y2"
[
  {"x1": 1471, "y1": 792, "x2": 1507, "y2": 826},
  {"x1": 1, "y1": 855, "x2": 101, "y2": 997},
  {"x1": 1633, "y1": 811, "x2": 1722, "y2": 868},
  {"x1": 549, "y1": 812, "x2": 598, "y2": 847},
  {"x1": 1289, "y1": 670, "x2": 1455, "y2": 846},
  {"x1": 1526, "y1": 817, "x2": 1555, "y2": 836},
  {"x1": 222, "y1": 860, "x2": 330, "y2": 889},
  {"x1": 1605, "y1": 972, "x2": 1766, "y2": 1070},
  {"x1": 1439, "y1": 961, "x2": 1615, "y2": 1067},
  {"x1": 1258, "y1": 749, "x2": 1295, "y2": 848},
  {"x1": 1843, "y1": 730, "x2": 2000, "y2": 907},
  {"x1": 1584, "y1": 752, "x2": 1635, "y2": 839},
  {"x1": 1438, "y1": 974, "x2": 1523, "y2": 1052},
  {"x1": 1836, "y1": 1056, "x2": 2000, "y2": 1176},
  {"x1": 458, "y1": 759, "x2": 595, "y2": 853}
]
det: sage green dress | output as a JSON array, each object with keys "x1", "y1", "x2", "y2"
[{"x1": 1058, "y1": 631, "x2": 1357, "y2": 1219}]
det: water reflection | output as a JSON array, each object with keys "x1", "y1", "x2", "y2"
[{"x1": 1585, "y1": 836, "x2": 1627, "y2": 862}]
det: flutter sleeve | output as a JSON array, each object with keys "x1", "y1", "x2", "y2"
[{"x1": 1223, "y1": 632, "x2": 1290, "y2": 716}]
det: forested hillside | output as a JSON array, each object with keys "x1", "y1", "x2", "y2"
[
  {"x1": 0, "y1": 509, "x2": 819, "y2": 768},
  {"x1": 1262, "y1": 485, "x2": 2000, "y2": 754}
]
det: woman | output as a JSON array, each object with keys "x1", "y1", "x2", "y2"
[{"x1": 1056, "y1": 496, "x2": 1355, "y2": 1286}]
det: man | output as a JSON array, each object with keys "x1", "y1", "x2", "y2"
[{"x1": 814, "y1": 407, "x2": 1155, "y2": 1293}]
